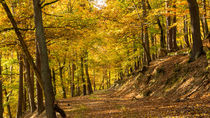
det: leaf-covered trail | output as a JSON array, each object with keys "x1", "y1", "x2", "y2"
[{"x1": 56, "y1": 89, "x2": 210, "y2": 118}]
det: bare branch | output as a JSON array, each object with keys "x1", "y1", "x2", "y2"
[{"x1": 41, "y1": 0, "x2": 59, "y2": 8}]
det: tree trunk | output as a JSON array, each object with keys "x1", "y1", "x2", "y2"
[
  {"x1": 202, "y1": 0, "x2": 209, "y2": 38},
  {"x1": 93, "y1": 69, "x2": 96, "y2": 91},
  {"x1": 59, "y1": 64, "x2": 67, "y2": 98},
  {"x1": 184, "y1": 15, "x2": 190, "y2": 47},
  {"x1": 166, "y1": 0, "x2": 173, "y2": 51},
  {"x1": 23, "y1": 71, "x2": 27, "y2": 112},
  {"x1": 0, "y1": 53, "x2": 3, "y2": 118},
  {"x1": 172, "y1": 3, "x2": 178, "y2": 50},
  {"x1": 32, "y1": 0, "x2": 56, "y2": 117},
  {"x1": 146, "y1": 0, "x2": 166, "y2": 49},
  {"x1": 142, "y1": 0, "x2": 151, "y2": 65},
  {"x1": 71, "y1": 63, "x2": 75, "y2": 97},
  {"x1": 24, "y1": 57, "x2": 36, "y2": 112},
  {"x1": 36, "y1": 42, "x2": 45, "y2": 114},
  {"x1": 52, "y1": 68, "x2": 56, "y2": 96},
  {"x1": 187, "y1": 0, "x2": 203, "y2": 62},
  {"x1": 16, "y1": 54, "x2": 23, "y2": 118},
  {"x1": 0, "y1": 80, "x2": 3, "y2": 118},
  {"x1": 84, "y1": 51, "x2": 93, "y2": 95},
  {"x1": 4, "y1": 89, "x2": 12, "y2": 118},
  {"x1": 81, "y1": 56, "x2": 86, "y2": 95}
]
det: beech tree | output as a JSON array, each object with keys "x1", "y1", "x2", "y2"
[{"x1": 32, "y1": 0, "x2": 56, "y2": 117}]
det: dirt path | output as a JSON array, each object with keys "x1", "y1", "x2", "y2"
[{"x1": 56, "y1": 89, "x2": 210, "y2": 118}]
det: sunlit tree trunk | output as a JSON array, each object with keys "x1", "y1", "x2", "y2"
[
  {"x1": 16, "y1": 54, "x2": 23, "y2": 118},
  {"x1": 187, "y1": 0, "x2": 203, "y2": 62}
]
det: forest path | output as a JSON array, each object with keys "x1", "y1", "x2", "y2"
[{"x1": 56, "y1": 89, "x2": 210, "y2": 118}]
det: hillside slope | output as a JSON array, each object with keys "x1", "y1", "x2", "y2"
[{"x1": 113, "y1": 53, "x2": 209, "y2": 101}]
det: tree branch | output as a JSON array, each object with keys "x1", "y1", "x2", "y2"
[{"x1": 41, "y1": 0, "x2": 59, "y2": 8}]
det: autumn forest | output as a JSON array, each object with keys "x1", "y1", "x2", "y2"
[{"x1": 0, "y1": 0, "x2": 209, "y2": 118}]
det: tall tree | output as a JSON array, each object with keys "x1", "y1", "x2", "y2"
[
  {"x1": 187, "y1": 0, "x2": 204, "y2": 62},
  {"x1": 32, "y1": 0, "x2": 56, "y2": 117}
]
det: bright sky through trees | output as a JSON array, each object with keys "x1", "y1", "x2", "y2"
[{"x1": 94, "y1": 0, "x2": 106, "y2": 9}]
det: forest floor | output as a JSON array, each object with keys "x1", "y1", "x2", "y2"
[
  {"x1": 55, "y1": 89, "x2": 210, "y2": 118},
  {"x1": 34, "y1": 40, "x2": 210, "y2": 118}
]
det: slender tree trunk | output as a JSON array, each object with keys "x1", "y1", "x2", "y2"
[
  {"x1": 142, "y1": 0, "x2": 151, "y2": 65},
  {"x1": 108, "y1": 70, "x2": 111, "y2": 88},
  {"x1": 0, "y1": 80, "x2": 2, "y2": 118},
  {"x1": 23, "y1": 72, "x2": 27, "y2": 112},
  {"x1": 146, "y1": 0, "x2": 166, "y2": 49},
  {"x1": 36, "y1": 42, "x2": 44, "y2": 114},
  {"x1": 81, "y1": 56, "x2": 86, "y2": 95},
  {"x1": 71, "y1": 63, "x2": 75, "y2": 97},
  {"x1": 24, "y1": 57, "x2": 36, "y2": 112},
  {"x1": 172, "y1": 3, "x2": 178, "y2": 50},
  {"x1": 187, "y1": 0, "x2": 203, "y2": 62},
  {"x1": 166, "y1": 0, "x2": 173, "y2": 51},
  {"x1": 16, "y1": 54, "x2": 23, "y2": 118},
  {"x1": 202, "y1": 0, "x2": 209, "y2": 38},
  {"x1": 84, "y1": 51, "x2": 93, "y2": 94},
  {"x1": 0, "y1": 53, "x2": 3, "y2": 118},
  {"x1": 52, "y1": 68, "x2": 56, "y2": 95},
  {"x1": 59, "y1": 65, "x2": 67, "y2": 98},
  {"x1": 33, "y1": 0, "x2": 56, "y2": 117},
  {"x1": 4, "y1": 89, "x2": 12, "y2": 118},
  {"x1": 184, "y1": 15, "x2": 190, "y2": 47},
  {"x1": 93, "y1": 69, "x2": 96, "y2": 91}
]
